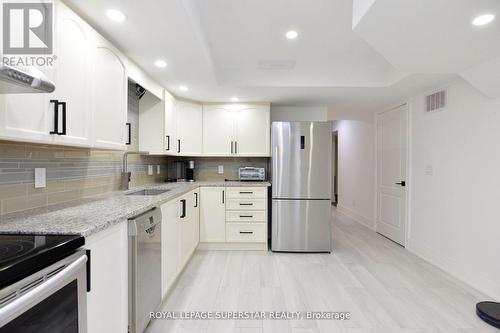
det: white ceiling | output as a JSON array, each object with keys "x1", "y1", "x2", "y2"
[{"x1": 64, "y1": 0, "x2": 498, "y2": 114}]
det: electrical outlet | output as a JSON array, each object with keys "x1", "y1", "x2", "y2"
[
  {"x1": 425, "y1": 165, "x2": 433, "y2": 176},
  {"x1": 218, "y1": 165, "x2": 224, "y2": 174},
  {"x1": 34, "y1": 168, "x2": 46, "y2": 188},
  {"x1": 156, "y1": 165, "x2": 161, "y2": 175},
  {"x1": 148, "y1": 165, "x2": 153, "y2": 176}
]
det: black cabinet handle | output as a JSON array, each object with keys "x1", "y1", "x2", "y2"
[
  {"x1": 126, "y1": 123, "x2": 131, "y2": 145},
  {"x1": 49, "y1": 100, "x2": 67, "y2": 135},
  {"x1": 239, "y1": 215, "x2": 253, "y2": 218},
  {"x1": 235, "y1": 141, "x2": 238, "y2": 154},
  {"x1": 49, "y1": 99, "x2": 59, "y2": 135},
  {"x1": 231, "y1": 141, "x2": 234, "y2": 154},
  {"x1": 239, "y1": 191, "x2": 253, "y2": 194},
  {"x1": 166, "y1": 135, "x2": 170, "y2": 151},
  {"x1": 180, "y1": 199, "x2": 186, "y2": 218},
  {"x1": 395, "y1": 181, "x2": 406, "y2": 187},
  {"x1": 59, "y1": 102, "x2": 66, "y2": 135},
  {"x1": 85, "y1": 249, "x2": 91, "y2": 292},
  {"x1": 194, "y1": 192, "x2": 198, "y2": 207},
  {"x1": 239, "y1": 231, "x2": 253, "y2": 234},
  {"x1": 177, "y1": 139, "x2": 181, "y2": 153},
  {"x1": 239, "y1": 203, "x2": 253, "y2": 206},
  {"x1": 222, "y1": 190, "x2": 225, "y2": 204}
]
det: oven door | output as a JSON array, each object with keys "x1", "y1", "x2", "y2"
[{"x1": 0, "y1": 251, "x2": 87, "y2": 333}]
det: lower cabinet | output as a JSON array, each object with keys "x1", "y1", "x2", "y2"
[
  {"x1": 199, "y1": 186, "x2": 268, "y2": 250},
  {"x1": 199, "y1": 187, "x2": 226, "y2": 242},
  {"x1": 85, "y1": 222, "x2": 128, "y2": 333},
  {"x1": 160, "y1": 189, "x2": 200, "y2": 299}
]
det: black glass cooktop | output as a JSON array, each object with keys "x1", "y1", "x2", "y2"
[{"x1": 0, "y1": 234, "x2": 85, "y2": 289}]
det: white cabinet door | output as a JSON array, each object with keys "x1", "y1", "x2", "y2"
[
  {"x1": 164, "y1": 93, "x2": 176, "y2": 155},
  {"x1": 234, "y1": 104, "x2": 270, "y2": 156},
  {"x1": 138, "y1": 92, "x2": 165, "y2": 154},
  {"x1": 180, "y1": 193, "x2": 191, "y2": 266},
  {"x1": 191, "y1": 189, "x2": 200, "y2": 249},
  {"x1": 202, "y1": 105, "x2": 234, "y2": 156},
  {"x1": 0, "y1": 92, "x2": 53, "y2": 144},
  {"x1": 91, "y1": 34, "x2": 128, "y2": 150},
  {"x1": 200, "y1": 187, "x2": 226, "y2": 242},
  {"x1": 176, "y1": 101, "x2": 202, "y2": 155},
  {"x1": 86, "y1": 222, "x2": 128, "y2": 333},
  {"x1": 51, "y1": 2, "x2": 92, "y2": 147},
  {"x1": 161, "y1": 199, "x2": 181, "y2": 297}
]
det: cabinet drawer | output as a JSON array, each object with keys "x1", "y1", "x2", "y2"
[
  {"x1": 226, "y1": 199, "x2": 266, "y2": 211},
  {"x1": 226, "y1": 223, "x2": 266, "y2": 243},
  {"x1": 226, "y1": 211, "x2": 267, "y2": 222},
  {"x1": 226, "y1": 187, "x2": 266, "y2": 199}
]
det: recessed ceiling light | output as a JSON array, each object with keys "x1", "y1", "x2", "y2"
[
  {"x1": 154, "y1": 60, "x2": 167, "y2": 68},
  {"x1": 179, "y1": 85, "x2": 188, "y2": 91},
  {"x1": 106, "y1": 9, "x2": 126, "y2": 22},
  {"x1": 286, "y1": 30, "x2": 298, "y2": 40},
  {"x1": 472, "y1": 14, "x2": 495, "y2": 26},
  {"x1": 231, "y1": 97, "x2": 239, "y2": 102}
]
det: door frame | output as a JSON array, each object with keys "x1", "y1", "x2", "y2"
[{"x1": 375, "y1": 102, "x2": 411, "y2": 247}]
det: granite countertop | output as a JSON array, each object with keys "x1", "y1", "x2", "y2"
[{"x1": 0, "y1": 181, "x2": 270, "y2": 237}]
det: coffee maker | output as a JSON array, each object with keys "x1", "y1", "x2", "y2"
[{"x1": 186, "y1": 160, "x2": 195, "y2": 182}]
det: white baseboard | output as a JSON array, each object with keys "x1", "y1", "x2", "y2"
[
  {"x1": 197, "y1": 242, "x2": 268, "y2": 251},
  {"x1": 408, "y1": 240, "x2": 500, "y2": 301},
  {"x1": 337, "y1": 205, "x2": 375, "y2": 230}
]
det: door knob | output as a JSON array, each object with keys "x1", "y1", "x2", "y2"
[{"x1": 395, "y1": 181, "x2": 406, "y2": 187}]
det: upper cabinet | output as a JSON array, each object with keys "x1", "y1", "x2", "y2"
[
  {"x1": 0, "y1": 1, "x2": 129, "y2": 150},
  {"x1": 203, "y1": 103, "x2": 270, "y2": 157},
  {"x1": 91, "y1": 34, "x2": 128, "y2": 150},
  {"x1": 175, "y1": 101, "x2": 202, "y2": 156},
  {"x1": 51, "y1": 1, "x2": 93, "y2": 147},
  {"x1": 138, "y1": 91, "x2": 167, "y2": 154}
]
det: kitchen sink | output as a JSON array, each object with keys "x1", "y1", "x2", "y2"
[{"x1": 126, "y1": 189, "x2": 171, "y2": 196}]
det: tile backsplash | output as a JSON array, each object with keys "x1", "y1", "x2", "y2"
[
  {"x1": 0, "y1": 141, "x2": 168, "y2": 215},
  {"x1": 169, "y1": 157, "x2": 269, "y2": 181}
]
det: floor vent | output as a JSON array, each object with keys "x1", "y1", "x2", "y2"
[{"x1": 426, "y1": 90, "x2": 447, "y2": 112}]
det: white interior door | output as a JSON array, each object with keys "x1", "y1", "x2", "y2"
[{"x1": 376, "y1": 104, "x2": 408, "y2": 246}]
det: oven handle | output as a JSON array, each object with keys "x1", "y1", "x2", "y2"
[{"x1": 0, "y1": 254, "x2": 87, "y2": 328}]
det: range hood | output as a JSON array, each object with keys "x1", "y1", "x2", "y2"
[{"x1": 0, "y1": 64, "x2": 55, "y2": 94}]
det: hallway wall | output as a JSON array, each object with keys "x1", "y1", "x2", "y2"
[
  {"x1": 332, "y1": 120, "x2": 376, "y2": 229},
  {"x1": 407, "y1": 78, "x2": 500, "y2": 300}
]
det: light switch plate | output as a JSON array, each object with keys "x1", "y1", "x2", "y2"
[
  {"x1": 218, "y1": 165, "x2": 224, "y2": 174},
  {"x1": 148, "y1": 165, "x2": 153, "y2": 176},
  {"x1": 156, "y1": 165, "x2": 161, "y2": 175},
  {"x1": 425, "y1": 165, "x2": 433, "y2": 176},
  {"x1": 34, "y1": 168, "x2": 46, "y2": 188}
]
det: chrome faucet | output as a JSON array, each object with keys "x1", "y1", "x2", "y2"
[{"x1": 121, "y1": 151, "x2": 149, "y2": 190}]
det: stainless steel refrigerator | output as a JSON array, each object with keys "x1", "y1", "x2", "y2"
[{"x1": 271, "y1": 121, "x2": 332, "y2": 252}]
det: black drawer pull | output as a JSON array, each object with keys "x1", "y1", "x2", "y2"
[
  {"x1": 239, "y1": 203, "x2": 253, "y2": 206},
  {"x1": 239, "y1": 231, "x2": 253, "y2": 234},
  {"x1": 239, "y1": 191, "x2": 253, "y2": 194},
  {"x1": 239, "y1": 215, "x2": 253, "y2": 218},
  {"x1": 180, "y1": 199, "x2": 186, "y2": 218}
]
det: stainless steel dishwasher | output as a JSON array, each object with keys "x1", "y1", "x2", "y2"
[{"x1": 128, "y1": 208, "x2": 162, "y2": 333}]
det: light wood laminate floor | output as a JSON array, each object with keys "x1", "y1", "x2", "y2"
[{"x1": 146, "y1": 208, "x2": 496, "y2": 333}]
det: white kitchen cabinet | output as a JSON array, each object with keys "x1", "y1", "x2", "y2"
[
  {"x1": 138, "y1": 91, "x2": 166, "y2": 154},
  {"x1": 91, "y1": 33, "x2": 128, "y2": 150},
  {"x1": 180, "y1": 189, "x2": 200, "y2": 266},
  {"x1": 86, "y1": 222, "x2": 128, "y2": 333},
  {"x1": 202, "y1": 105, "x2": 235, "y2": 156},
  {"x1": 161, "y1": 198, "x2": 181, "y2": 298},
  {"x1": 0, "y1": 1, "x2": 94, "y2": 146},
  {"x1": 200, "y1": 187, "x2": 226, "y2": 242},
  {"x1": 164, "y1": 93, "x2": 177, "y2": 154},
  {"x1": 50, "y1": 1, "x2": 93, "y2": 147},
  {"x1": 234, "y1": 105, "x2": 270, "y2": 156},
  {"x1": 202, "y1": 104, "x2": 270, "y2": 157},
  {"x1": 175, "y1": 101, "x2": 202, "y2": 155}
]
